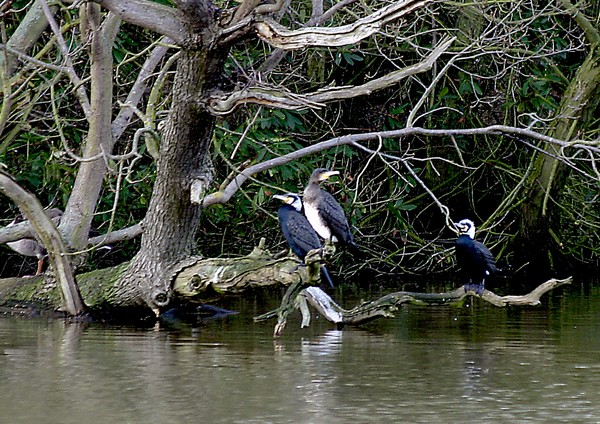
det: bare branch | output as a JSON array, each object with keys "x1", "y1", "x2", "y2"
[
  {"x1": 226, "y1": 0, "x2": 286, "y2": 26},
  {"x1": 1, "y1": 219, "x2": 142, "y2": 248},
  {"x1": 93, "y1": 0, "x2": 185, "y2": 44},
  {"x1": 255, "y1": 277, "x2": 573, "y2": 336},
  {"x1": 111, "y1": 37, "x2": 175, "y2": 142},
  {"x1": 208, "y1": 36, "x2": 455, "y2": 114},
  {"x1": 88, "y1": 223, "x2": 143, "y2": 247},
  {"x1": 255, "y1": 0, "x2": 434, "y2": 49},
  {"x1": 0, "y1": 171, "x2": 86, "y2": 316},
  {"x1": 557, "y1": 0, "x2": 600, "y2": 44},
  {"x1": 202, "y1": 125, "x2": 598, "y2": 207},
  {"x1": 0, "y1": 218, "x2": 36, "y2": 244},
  {"x1": 37, "y1": 0, "x2": 91, "y2": 117}
]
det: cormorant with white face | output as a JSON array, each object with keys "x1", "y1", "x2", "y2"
[
  {"x1": 273, "y1": 193, "x2": 334, "y2": 288},
  {"x1": 454, "y1": 218, "x2": 498, "y2": 294},
  {"x1": 302, "y1": 168, "x2": 359, "y2": 253}
]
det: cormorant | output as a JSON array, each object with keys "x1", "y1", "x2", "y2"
[
  {"x1": 6, "y1": 208, "x2": 63, "y2": 276},
  {"x1": 302, "y1": 168, "x2": 359, "y2": 253},
  {"x1": 454, "y1": 218, "x2": 498, "y2": 294},
  {"x1": 273, "y1": 193, "x2": 334, "y2": 288}
]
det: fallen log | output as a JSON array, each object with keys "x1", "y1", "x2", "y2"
[
  {"x1": 0, "y1": 241, "x2": 315, "y2": 315},
  {"x1": 255, "y1": 277, "x2": 573, "y2": 337}
]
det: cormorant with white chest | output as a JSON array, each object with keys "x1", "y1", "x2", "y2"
[
  {"x1": 454, "y1": 218, "x2": 498, "y2": 294},
  {"x1": 302, "y1": 168, "x2": 359, "y2": 253},
  {"x1": 273, "y1": 193, "x2": 334, "y2": 288}
]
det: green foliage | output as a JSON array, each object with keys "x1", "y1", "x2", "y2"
[
  {"x1": 513, "y1": 66, "x2": 563, "y2": 113},
  {"x1": 335, "y1": 49, "x2": 364, "y2": 67},
  {"x1": 384, "y1": 103, "x2": 410, "y2": 130},
  {"x1": 257, "y1": 109, "x2": 307, "y2": 132},
  {"x1": 2, "y1": 0, "x2": 598, "y2": 280}
]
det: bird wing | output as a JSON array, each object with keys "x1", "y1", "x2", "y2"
[
  {"x1": 6, "y1": 238, "x2": 46, "y2": 258},
  {"x1": 280, "y1": 209, "x2": 322, "y2": 259},
  {"x1": 316, "y1": 191, "x2": 352, "y2": 242},
  {"x1": 473, "y1": 240, "x2": 498, "y2": 273}
]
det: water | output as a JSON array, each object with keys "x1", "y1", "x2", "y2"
[{"x1": 1, "y1": 281, "x2": 599, "y2": 423}]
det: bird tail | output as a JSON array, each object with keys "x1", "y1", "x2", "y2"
[
  {"x1": 320, "y1": 265, "x2": 335, "y2": 288},
  {"x1": 348, "y1": 240, "x2": 361, "y2": 257}
]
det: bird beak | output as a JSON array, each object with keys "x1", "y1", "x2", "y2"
[
  {"x1": 273, "y1": 194, "x2": 292, "y2": 204},
  {"x1": 320, "y1": 170, "x2": 340, "y2": 180},
  {"x1": 453, "y1": 222, "x2": 467, "y2": 233}
]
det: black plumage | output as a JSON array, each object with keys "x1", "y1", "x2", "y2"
[
  {"x1": 454, "y1": 219, "x2": 498, "y2": 293},
  {"x1": 302, "y1": 168, "x2": 359, "y2": 253},
  {"x1": 273, "y1": 193, "x2": 334, "y2": 287}
]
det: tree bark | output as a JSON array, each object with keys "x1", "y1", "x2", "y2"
[
  {"x1": 256, "y1": 277, "x2": 573, "y2": 337},
  {"x1": 60, "y1": 8, "x2": 120, "y2": 253},
  {"x1": 114, "y1": 2, "x2": 227, "y2": 314},
  {"x1": 520, "y1": 11, "x2": 600, "y2": 275},
  {"x1": 0, "y1": 171, "x2": 86, "y2": 316},
  {"x1": 0, "y1": 245, "x2": 304, "y2": 314}
]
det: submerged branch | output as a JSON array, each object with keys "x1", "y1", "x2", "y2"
[{"x1": 255, "y1": 277, "x2": 573, "y2": 337}]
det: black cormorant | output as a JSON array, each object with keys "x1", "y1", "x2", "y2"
[
  {"x1": 454, "y1": 218, "x2": 498, "y2": 294},
  {"x1": 6, "y1": 208, "x2": 63, "y2": 276},
  {"x1": 302, "y1": 168, "x2": 359, "y2": 253},
  {"x1": 273, "y1": 193, "x2": 334, "y2": 287}
]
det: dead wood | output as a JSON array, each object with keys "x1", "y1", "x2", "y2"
[{"x1": 255, "y1": 277, "x2": 573, "y2": 337}]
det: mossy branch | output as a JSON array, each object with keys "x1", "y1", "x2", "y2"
[{"x1": 255, "y1": 277, "x2": 573, "y2": 337}]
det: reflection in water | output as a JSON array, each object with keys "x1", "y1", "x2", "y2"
[{"x1": 0, "y1": 283, "x2": 600, "y2": 423}]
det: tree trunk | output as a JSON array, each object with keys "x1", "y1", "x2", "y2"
[
  {"x1": 0, "y1": 246, "x2": 303, "y2": 315},
  {"x1": 520, "y1": 42, "x2": 600, "y2": 276},
  {"x1": 114, "y1": 6, "x2": 228, "y2": 313}
]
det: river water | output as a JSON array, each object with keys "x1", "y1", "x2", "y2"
[{"x1": 0, "y1": 280, "x2": 599, "y2": 423}]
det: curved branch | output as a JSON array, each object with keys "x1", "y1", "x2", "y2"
[
  {"x1": 226, "y1": 0, "x2": 286, "y2": 27},
  {"x1": 208, "y1": 36, "x2": 455, "y2": 115},
  {"x1": 202, "y1": 125, "x2": 598, "y2": 207},
  {"x1": 255, "y1": 0, "x2": 433, "y2": 49},
  {"x1": 87, "y1": 223, "x2": 143, "y2": 247},
  {"x1": 92, "y1": 0, "x2": 185, "y2": 44},
  {"x1": 255, "y1": 277, "x2": 573, "y2": 336}
]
